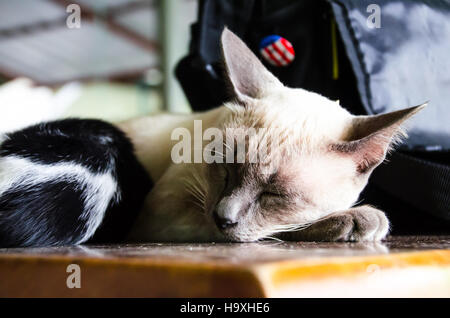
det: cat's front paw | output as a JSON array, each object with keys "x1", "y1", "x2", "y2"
[
  {"x1": 322, "y1": 206, "x2": 390, "y2": 242},
  {"x1": 281, "y1": 205, "x2": 389, "y2": 242}
]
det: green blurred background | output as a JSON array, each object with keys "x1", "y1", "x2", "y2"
[{"x1": 0, "y1": 0, "x2": 197, "y2": 125}]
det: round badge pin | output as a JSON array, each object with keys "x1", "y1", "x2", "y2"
[{"x1": 259, "y1": 35, "x2": 295, "y2": 67}]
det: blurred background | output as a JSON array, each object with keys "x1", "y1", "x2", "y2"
[{"x1": 0, "y1": 0, "x2": 196, "y2": 127}]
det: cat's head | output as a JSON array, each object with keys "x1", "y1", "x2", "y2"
[{"x1": 204, "y1": 28, "x2": 425, "y2": 242}]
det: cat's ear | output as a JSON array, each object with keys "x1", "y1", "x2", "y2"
[
  {"x1": 331, "y1": 103, "x2": 426, "y2": 174},
  {"x1": 220, "y1": 27, "x2": 282, "y2": 104}
]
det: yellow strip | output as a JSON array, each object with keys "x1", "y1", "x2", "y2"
[
  {"x1": 259, "y1": 250, "x2": 450, "y2": 287},
  {"x1": 331, "y1": 18, "x2": 339, "y2": 80}
]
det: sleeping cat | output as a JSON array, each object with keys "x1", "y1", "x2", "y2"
[
  {"x1": 120, "y1": 28, "x2": 425, "y2": 243},
  {"x1": 0, "y1": 28, "x2": 424, "y2": 247}
]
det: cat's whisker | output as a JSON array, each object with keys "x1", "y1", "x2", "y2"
[
  {"x1": 261, "y1": 235, "x2": 284, "y2": 242},
  {"x1": 211, "y1": 151, "x2": 226, "y2": 158},
  {"x1": 271, "y1": 222, "x2": 313, "y2": 234},
  {"x1": 184, "y1": 187, "x2": 206, "y2": 213},
  {"x1": 185, "y1": 185, "x2": 204, "y2": 201},
  {"x1": 187, "y1": 197, "x2": 206, "y2": 211},
  {"x1": 188, "y1": 187, "x2": 206, "y2": 204},
  {"x1": 182, "y1": 169, "x2": 209, "y2": 214},
  {"x1": 188, "y1": 181, "x2": 204, "y2": 198},
  {"x1": 184, "y1": 186, "x2": 203, "y2": 202},
  {"x1": 191, "y1": 170, "x2": 207, "y2": 193},
  {"x1": 351, "y1": 198, "x2": 365, "y2": 207},
  {"x1": 222, "y1": 142, "x2": 233, "y2": 153},
  {"x1": 182, "y1": 176, "x2": 205, "y2": 196}
]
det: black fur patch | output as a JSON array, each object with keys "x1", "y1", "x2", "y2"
[
  {"x1": 0, "y1": 180, "x2": 87, "y2": 247},
  {"x1": 0, "y1": 118, "x2": 153, "y2": 247},
  {"x1": 1, "y1": 119, "x2": 128, "y2": 172}
]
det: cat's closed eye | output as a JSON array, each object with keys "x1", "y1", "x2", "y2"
[{"x1": 258, "y1": 191, "x2": 286, "y2": 202}]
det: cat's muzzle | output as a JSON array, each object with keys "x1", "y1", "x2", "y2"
[{"x1": 213, "y1": 210, "x2": 238, "y2": 230}]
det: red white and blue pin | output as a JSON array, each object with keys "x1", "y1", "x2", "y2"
[{"x1": 259, "y1": 35, "x2": 295, "y2": 67}]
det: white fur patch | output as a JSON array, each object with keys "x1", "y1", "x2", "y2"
[{"x1": 0, "y1": 156, "x2": 119, "y2": 244}]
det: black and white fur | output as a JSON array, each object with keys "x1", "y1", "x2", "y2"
[{"x1": 0, "y1": 119, "x2": 152, "y2": 247}]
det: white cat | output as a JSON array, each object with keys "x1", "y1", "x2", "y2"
[{"x1": 119, "y1": 28, "x2": 425, "y2": 243}]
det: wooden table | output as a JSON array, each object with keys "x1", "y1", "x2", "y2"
[{"x1": 0, "y1": 236, "x2": 449, "y2": 297}]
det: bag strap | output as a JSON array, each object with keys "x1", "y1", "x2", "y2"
[{"x1": 372, "y1": 151, "x2": 450, "y2": 220}]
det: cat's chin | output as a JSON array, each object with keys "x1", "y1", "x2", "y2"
[
  {"x1": 218, "y1": 230, "x2": 262, "y2": 243},
  {"x1": 224, "y1": 237, "x2": 259, "y2": 243}
]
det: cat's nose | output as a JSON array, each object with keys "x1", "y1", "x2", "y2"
[
  {"x1": 214, "y1": 196, "x2": 240, "y2": 229},
  {"x1": 213, "y1": 211, "x2": 238, "y2": 230}
]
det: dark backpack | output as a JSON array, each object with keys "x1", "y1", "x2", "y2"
[{"x1": 175, "y1": 0, "x2": 450, "y2": 234}]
